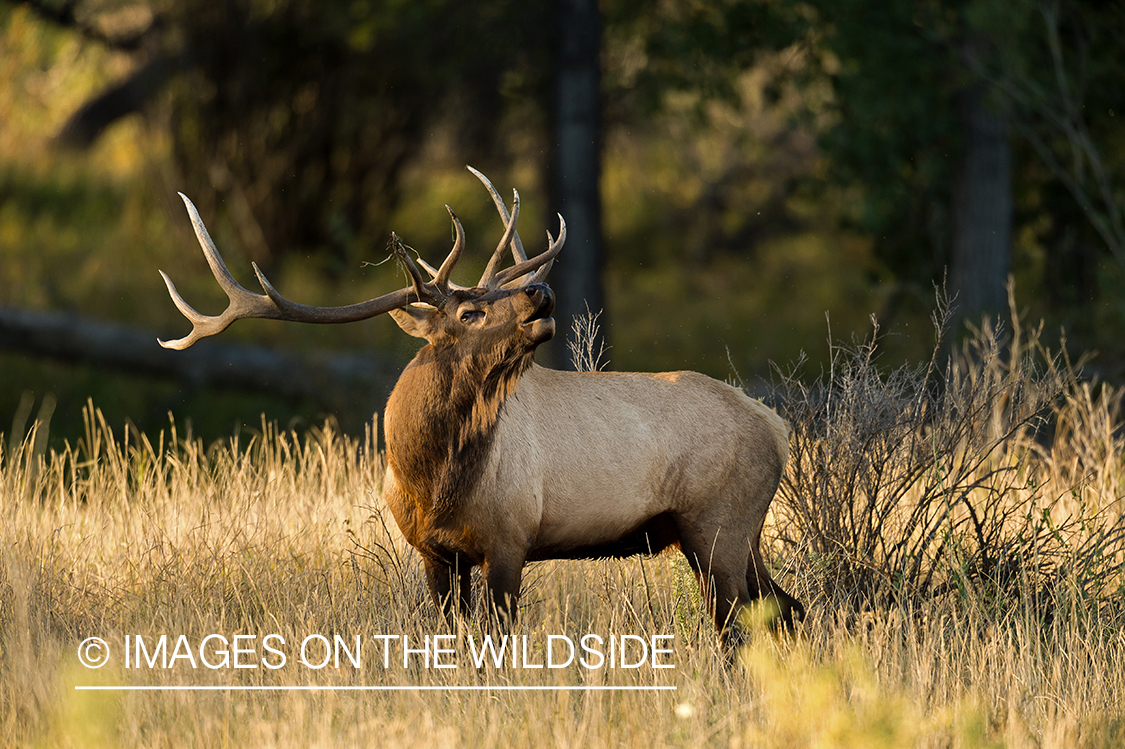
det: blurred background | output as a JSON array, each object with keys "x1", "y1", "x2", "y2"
[{"x1": 0, "y1": 0, "x2": 1122, "y2": 445}]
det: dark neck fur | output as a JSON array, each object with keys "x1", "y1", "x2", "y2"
[{"x1": 384, "y1": 342, "x2": 534, "y2": 516}]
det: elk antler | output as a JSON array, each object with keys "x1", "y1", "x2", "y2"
[
  {"x1": 431, "y1": 206, "x2": 466, "y2": 293},
  {"x1": 468, "y1": 166, "x2": 528, "y2": 265},
  {"x1": 492, "y1": 219, "x2": 566, "y2": 288},
  {"x1": 478, "y1": 190, "x2": 521, "y2": 289},
  {"x1": 160, "y1": 172, "x2": 566, "y2": 349},
  {"x1": 158, "y1": 194, "x2": 455, "y2": 350},
  {"x1": 468, "y1": 165, "x2": 567, "y2": 287}
]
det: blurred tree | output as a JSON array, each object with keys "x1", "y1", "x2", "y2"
[
  {"x1": 777, "y1": 0, "x2": 1124, "y2": 323},
  {"x1": 770, "y1": 0, "x2": 1016, "y2": 321},
  {"x1": 19, "y1": 0, "x2": 703, "y2": 372},
  {"x1": 616, "y1": 0, "x2": 1123, "y2": 326},
  {"x1": 551, "y1": 0, "x2": 603, "y2": 367},
  {"x1": 21, "y1": 0, "x2": 555, "y2": 274},
  {"x1": 15, "y1": 0, "x2": 1123, "y2": 368},
  {"x1": 974, "y1": 1, "x2": 1125, "y2": 269},
  {"x1": 18, "y1": 0, "x2": 622, "y2": 364}
]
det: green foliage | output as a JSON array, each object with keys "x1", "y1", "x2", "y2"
[
  {"x1": 615, "y1": 0, "x2": 1125, "y2": 318},
  {"x1": 4, "y1": 0, "x2": 1125, "y2": 444},
  {"x1": 605, "y1": 0, "x2": 776, "y2": 113},
  {"x1": 164, "y1": 0, "x2": 553, "y2": 272},
  {"x1": 804, "y1": 0, "x2": 965, "y2": 280},
  {"x1": 803, "y1": 0, "x2": 1124, "y2": 300}
]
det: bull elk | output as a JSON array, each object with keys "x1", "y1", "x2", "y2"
[{"x1": 158, "y1": 167, "x2": 804, "y2": 648}]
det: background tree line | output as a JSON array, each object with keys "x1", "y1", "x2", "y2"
[{"x1": 1, "y1": 0, "x2": 1123, "y2": 442}]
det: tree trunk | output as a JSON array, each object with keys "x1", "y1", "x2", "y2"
[
  {"x1": 950, "y1": 83, "x2": 1012, "y2": 324},
  {"x1": 550, "y1": 0, "x2": 604, "y2": 369},
  {"x1": 0, "y1": 307, "x2": 399, "y2": 411}
]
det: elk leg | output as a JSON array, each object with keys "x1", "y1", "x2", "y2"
[
  {"x1": 677, "y1": 527, "x2": 753, "y2": 649},
  {"x1": 424, "y1": 557, "x2": 473, "y2": 622},
  {"x1": 747, "y1": 548, "x2": 805, "y2": 630},
  {"x1": 481, "y1": 555, "x2": 523, "y2": 628}
]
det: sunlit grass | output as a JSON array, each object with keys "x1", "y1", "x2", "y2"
[{"x1": 2, "y1": 374, "x2": 1123, "y2": 746}]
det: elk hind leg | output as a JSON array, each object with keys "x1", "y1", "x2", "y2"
[
  {"x1": 677, "y1": 526, "x2": 754, "y2": 650},
  {"x1": 747, "y1": 545, "x2": 805, "y2": 630}
]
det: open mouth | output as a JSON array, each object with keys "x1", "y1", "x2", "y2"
[
  {"x1": 523, "y1": 290, "x2": 555, "y2": 324},
  {"x1": 519, "y1": 287, "x2": 557, "y2": 344}
]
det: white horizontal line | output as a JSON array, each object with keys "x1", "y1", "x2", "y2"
[{"x1": 75, "y1": 685, "x2": 676, "y2": 692}]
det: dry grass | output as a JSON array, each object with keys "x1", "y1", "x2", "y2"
[
  {"x1": 2, "y1": 314, "x2": 1125, "y2": 747},
  {"x1": 771, "y1": 296, "x2": 1125, "y2": 609}
]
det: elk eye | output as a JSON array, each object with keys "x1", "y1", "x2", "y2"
[{"x1": 460, "y1": 310, "x2": 483, "y2": 324}]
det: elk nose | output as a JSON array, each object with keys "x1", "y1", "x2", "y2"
[
  {"x1": 523, "y1": 283, "x2": 555, "y2": 316},
  {"x1": 524, "y1": 283, "x2": 550, "y2": 298}
]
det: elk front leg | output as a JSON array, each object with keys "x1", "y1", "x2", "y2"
[
  {"x1": 481, "y1": 553, "x2": 524, "y2": 628},
  {"x1": 423, "y1": 557, "x2": 473, "y2": 622}
]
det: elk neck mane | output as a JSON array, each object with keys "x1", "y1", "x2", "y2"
[{"x1": 383, "y1": 339, "x2": 537, "y2": 517}]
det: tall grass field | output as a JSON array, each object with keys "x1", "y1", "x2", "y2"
[{"x1": 2, "y1": 309, "x2": 1124, "y2": 747}]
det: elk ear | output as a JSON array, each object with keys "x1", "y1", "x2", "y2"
[{"x1": 389, "y1": 305, "x2": 438, "y2": 339}]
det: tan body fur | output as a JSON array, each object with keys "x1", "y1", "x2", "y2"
[{"x1": 383, "y1": 362, "x2": 803, "y2": 639}]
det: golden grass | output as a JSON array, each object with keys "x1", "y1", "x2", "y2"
[{"x1": 1, "y1": 395, "x2": 1123, "y2": 748}]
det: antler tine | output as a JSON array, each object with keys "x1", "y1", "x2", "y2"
[
  {"x1": 432, "y1": 206, "x2": 465, "y2": 292},
  {"x1": 478, "y1": 190, "x2": 520, "y2": 290},
  {"x1": 157, "y1": 194, "x2": 285, "y2": 349},
  {"x1": 390, "y1": 232, "x2": 429, "y2": 302},
  {"x1": 467, "y1": 165, "x2": 527, "y2": 264},
  {"x1": 177, "y1": 193, "x2": 261, "y2": 304},
  {"x1": 417, "y1": 256, "x2": 469, "y2": 291},
  {"x1": 156, "y1": 270, "x2": 223, "y2": 349},
  {"x1": 494, "y1": 214, "x2": 566, "y2": 288},
  {"x1": 522, "y1": 256, "x2": 554, "y2": 287},
  {"x1": 159, "y1": 194, "x2": 426, "y2": 350}
]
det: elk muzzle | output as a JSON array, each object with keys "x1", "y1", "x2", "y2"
[{"x1": 521, "y1": 284, "x2": 556, "y2": 344}]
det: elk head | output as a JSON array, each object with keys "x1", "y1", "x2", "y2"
[
  {"x1": 390, "y1": 282, "x2": 556, "y2": 365},
  {"x1": 157, "y1": 167, "x2": 566, "y2": 353}
]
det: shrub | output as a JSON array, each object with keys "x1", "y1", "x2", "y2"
[{"x1": 769, "y1": 294, "x2": 1125, "y2": 612}]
